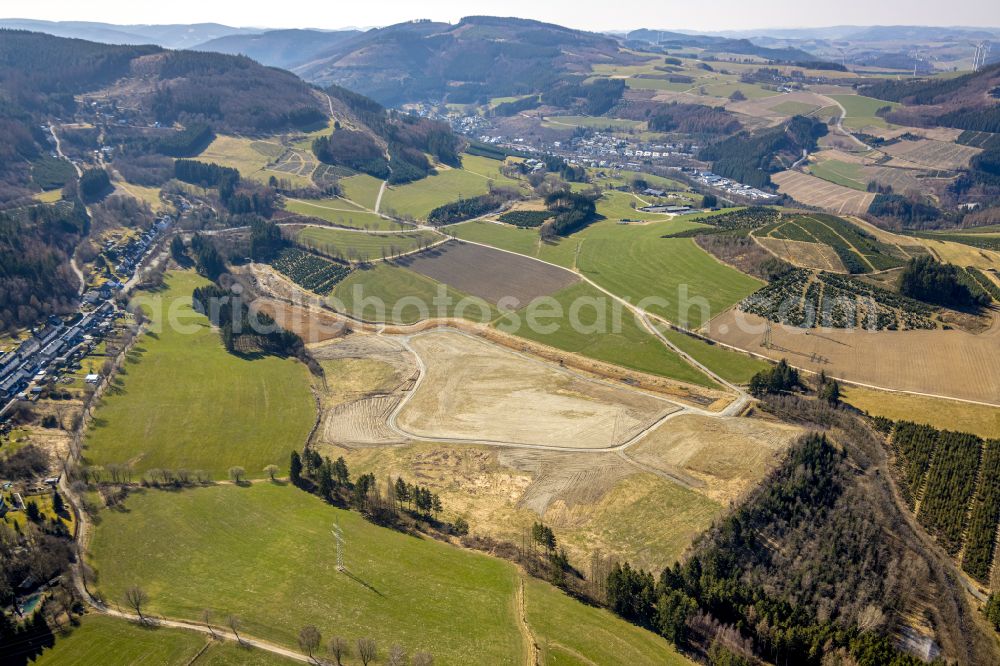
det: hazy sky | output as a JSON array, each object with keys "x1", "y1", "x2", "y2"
[{"x1": 6, "y1": 0, "x2": 999, "y2": 32}]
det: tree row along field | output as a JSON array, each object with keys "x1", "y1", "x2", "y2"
[{"x1": 890, "y1": 421, "x2": 1000, "y2": 583}]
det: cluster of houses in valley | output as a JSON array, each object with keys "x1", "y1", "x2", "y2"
[
  {"x1": 466, "y1": 124, "x2": 699, "y2": 171},
  {"x1": 445, "y1": 110, "x2": 777, "y2": 205},
  {"x1": 0, "y1": 302, "x2": 116, "y2": 410},
  {"x1": 84, "y1": 216, "x2": 170, "y2": 304},
  {"x1": 1, "y1": 216, "x2": 169, "y2": 419}
]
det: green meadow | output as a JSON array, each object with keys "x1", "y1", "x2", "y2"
[
  {"x1": 503, "y1": 282, "x2": 717, "y2": 387},
  {"x1": 381, "y1": 155, "x2": 522, "y2": 220},
  {"x1": 828, "y1": 94, "x2": 900, "y2": 130},
  {"x1": 84, "y1": 271, "x2": 314, "y2": 479},
  {"x1": 339, "y1": 173, "x2": 384, "y2": 210},
  {"x1": 87, "y1": 483, "x2": 689, "y2": 665},
  {"x1": 659, "y1": 326, "x2": 770, "y2": 385},
  {"x1": 34, "y1": 615, "x2": 295, "y2": 666},
  {"x1": 453, "y1": 213, "x2": 759, "y2": 329},
  {"x1": 283, "y1": 198, "x2": 406, "y2": 231},
  {"x1": 295, "y1": 226, "x2": 439, "y2": 261}
]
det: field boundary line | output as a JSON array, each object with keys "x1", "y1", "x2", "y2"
[
  {"x1": 184, "y1": 640, "x2": 213, "y2": 665},
  {"x1": 804, "y1": 215, "x2": 876, "y2": 272},
  {"x1": 515, "y1": 574, "x2": 541, "y2": 666}
]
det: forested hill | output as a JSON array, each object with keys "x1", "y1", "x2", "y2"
[
  {"x1": 0, "y1": 29, "x2": 329, "y2": 203},
  {"x1": 314, "y1": 83, "x2": 464, "y2": 183},
  {"x1": 0, "y1": 30, "x2": 326, "y2": 137},
  {"x1": 0, "y1": 31, "x2": 153, "y2": 202},
  {"x1": 862, "y1": 63, "x2": 1000, "y2": 132},
  {"x1": 292, "y1": 16, "x2": 639, "y2": 106}
]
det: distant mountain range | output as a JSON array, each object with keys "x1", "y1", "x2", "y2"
[
  {"x1": 0, "y1": 18, "x2": 267, "y2": 49},
  {"x1": 637, "y1": 25, "x2": 1000, "y2": 41},
  {"x1": 194, "y1": 29, "x2": 361, "y2": 69},
  {"x1": 623, "y1": 29, "x2": 818, "y2": 62},
  {"x1": 5, "y1": 16, "x2": 998, "y2": 107}
]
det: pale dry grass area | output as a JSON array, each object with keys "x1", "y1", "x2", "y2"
[
  {"x1": 253, "y1": 298, "x2": 348, "y2": 343},
  {"x1": 841, "y1": 385, "x2": 1000, "y2": 439},
  {"x1": 847, "y1": 217, "x2": 1000, "y2": 269},
  {"x1": 706, "y1": 310, "x2": 1000, "y2": 404},
  {"x1": 813, "y1": 149, "x2": 872, "y2": 165},
  {"x1": 342, "y1": 441, "x2": 723, "y2": 571},
  {"x1": 920, "y1": 238, "x2": 1000, "y2": 271},
  {"x1": 628, "y1": 414, "x2": 803, "y2": 504},
  {"x1": 397, "y1": 330, "x2": 678, "y2": 448},
  {"x1": 113, "y1": 182, "x2": 163, "y2": 211},
  {"x1": 755, "y1": 235, "x2": 848, "y2": 272},
  {"x1": 296, "y1": 325, "x2": 771, "y2": 571},
  {"x1": 874, "y1": 126, "x2": 964, "y2": 143}
]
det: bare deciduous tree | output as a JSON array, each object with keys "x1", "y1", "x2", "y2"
[
  {"x1": 201, "y1": 608, "x2": 215, "y2": 638},
  {"x1": 412, "y1": 652, "x2": 434, "y2": 666},
  {"x1": 228, "y1": 466, "x2": 246, "y2": 484},
  {"x1": 264, "y1": 464, "x2": 279, "y2": 481},
  {"x1": 388, "y1": 643, "x2": 408, "y2": 666},
  {"x1": 328, "y1": 636, "x2": 350, "y2": 666},
  {"x1": 227, "y1": 614, "x2": 243, "y2": 644},
  {"x1": 298, "y1": 625, "x2": 321, "y2": 658},
  {"x1": 357, "y1": 638, "x2": 377, "y2": 666},
  {"x1": 123, "y1": 585, "x2": 148, "y2": 623}
]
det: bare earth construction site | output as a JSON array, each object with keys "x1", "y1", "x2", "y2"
[{"x1": 316, "y1": 329, "x2": 682, "y2": 449}]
